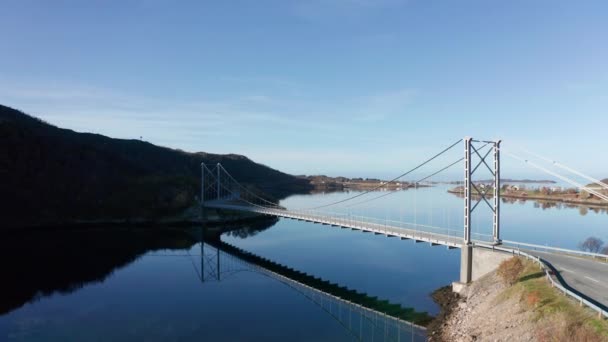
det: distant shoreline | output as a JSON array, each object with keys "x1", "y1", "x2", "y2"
[
  {"x1": 428, "y1": 179, "x2": 557, "y2": 185},
  {"x1": 447, "y1": 188, "x2": 608, "y2": 208},
  {"x1": 301, "y1": 175, "x2": 559, "y2": 191}
]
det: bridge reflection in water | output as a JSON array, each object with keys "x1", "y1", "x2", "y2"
[
  {"x1": 181, "y1": 226, "x2": 429, "y2": 342},
  {"x1": 0, "y1": 219, "x2": 430, "y2": 340}
]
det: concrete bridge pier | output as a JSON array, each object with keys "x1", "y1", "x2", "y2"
[
  {"x1": 460, "y1": 244, "x2": 473, "y2": 284},
  {"x1": 454, "y1": 245, "x2": 512, "y2": 293}
]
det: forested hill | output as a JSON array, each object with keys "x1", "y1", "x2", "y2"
[{"x1": 0, "y1": 104, "x2": 312, "y2": 228}]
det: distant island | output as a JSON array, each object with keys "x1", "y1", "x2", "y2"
[
  {"x1": 0, "y1": 104, "x2": 312, "y2": 228},
  {"x1": 448, "y1": 183, "x2": 608, "y2": 208},
  {"x1": 299, "y1": 175, "x2": 417, "y2": 192},
  {"x1": 429, "y1": 179, "x2": 556, "y2": 185},
  {"x1": 300, "y1": 175, "x2": 556, "y2": 192}
]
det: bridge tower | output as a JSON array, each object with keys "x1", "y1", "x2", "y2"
[
  {"x1": 200, "y1": 162, "x2": 219, "y2": 222},
  {"x1": 461, "y1": 137, "x2": 501, "y2": 284},
  {"x1": 201, "y1": 162, "x2": 207, "y2": 221}
]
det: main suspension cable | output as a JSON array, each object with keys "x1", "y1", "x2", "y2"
[
  {"x1": 344, "y1": 142, "x2": 489, "y2": 208},
  {"x1": 517, "y1": 147, "x2": 608, "y2": 191},
  {"x1": 505, "y1": 150, "x2": 608, "y2": 202},
  {"x1": 216, "y1": 164, "x2": 281, "y2": 208},
  {"x1": 304, "y1": 139, "x2": 463, "y2": 210}
]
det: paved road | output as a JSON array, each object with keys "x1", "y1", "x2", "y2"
[{"x1": 529, "y1": 250, "x2": 608, "y2": 309}]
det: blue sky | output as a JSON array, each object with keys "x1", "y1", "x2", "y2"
[{"x1": 1, "y1": 0, "x2": 607, "y2": 180}]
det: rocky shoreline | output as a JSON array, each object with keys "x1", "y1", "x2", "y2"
[
  {"x1": 427, "y1": 286, "x2": 461, "y2": 340},
  {"x1": 428, "y1": 272, "x2": 534, "y2": 342}
]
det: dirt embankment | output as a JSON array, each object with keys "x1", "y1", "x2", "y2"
[
  {"x1": 428, "y1": 272, "x2": 534, "y2": 341},
  {"x1": 428, "y1": 259, "x2": 608, "y2": 342}
]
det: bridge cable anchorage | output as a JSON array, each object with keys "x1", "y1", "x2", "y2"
[
  {"x1": 505, "y1": 150, "x2": 608, "y2": 202},
  {"x1": 302, "y1": 138, "x2": 464, "y2": 210},
  {"x1": 515, "y1": 146, "x2": 608, "y2": 191}
]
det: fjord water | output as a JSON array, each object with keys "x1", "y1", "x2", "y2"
[{"x1": 1, "y1": 185, "x2": 605, "y2": 341}]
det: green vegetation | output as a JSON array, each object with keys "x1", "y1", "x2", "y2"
[
  {"x1": 0, "y1": 104, "x2": 312, "y2": 227},
  {"x1": 496, "y1": 258, "x2": 608, "y2": 341}
]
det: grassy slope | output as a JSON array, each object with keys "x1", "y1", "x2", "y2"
[
  {"x1": 0, "y1": 104, "x2": 312, "y2": 227},
  {"x1": 496, "y1": 259, "x2": 608, "y2": 341}
]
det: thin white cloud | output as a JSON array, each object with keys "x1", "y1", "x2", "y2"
[
  {"x1": 239, "y1": 95, "x2": 274, "y2": 105},
  {"x1": 0, "y1": 79, "x2": 342, "y2": 145},
  {"x1": 0, "y1": 79, "x2": 428, "y2": 174},
  {"x1": 292, "y1": 0, "x2": 405, "y2": 22},
  {"x1": 352, "y1": 88, "x2": 417, "y2": 122}
]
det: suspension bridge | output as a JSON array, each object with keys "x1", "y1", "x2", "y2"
[{"x1": 199, "y1": 137, "x2": 608, "y2": 318}]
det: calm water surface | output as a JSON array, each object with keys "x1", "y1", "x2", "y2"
[{"x1": 1, "y1": 186, "x2": 605, "y2": 341}]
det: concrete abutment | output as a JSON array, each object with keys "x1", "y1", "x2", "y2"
[{"x1": 453, "y1": 246, "x2": 513, "y2": 293}]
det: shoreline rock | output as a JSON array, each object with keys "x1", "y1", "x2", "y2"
[{"x1": 428, "y1": 271, "x2": 534, "y2": 342}]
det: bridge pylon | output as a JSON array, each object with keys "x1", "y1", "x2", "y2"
[
  {"x1": 200, "y1": 162, "x2": 222, "y2": 222},
  {"x1": 461, "y1": 137, "x2": 502, "y2": 284}
]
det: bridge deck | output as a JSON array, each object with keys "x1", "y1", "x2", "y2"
[{"x1": 205, "y1": 202, "x2": 464, "y2": 248}]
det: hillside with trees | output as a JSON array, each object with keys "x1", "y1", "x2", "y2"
[{"x1": 0, "y1": 105, "x2": 312, "y2": 228}]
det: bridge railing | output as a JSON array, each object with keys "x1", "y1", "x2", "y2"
[
  {"x1": 275, "y1": 207, "x2": 497, "y2": 243},
  {"x1": 277, "y1": 208, "x2": 458, "y2": 237},
  {"x1": 320, "y1": 208, "x2": 492, "y2": 241},
  {"x1": 501, "y1": 240, "x2": 608, "y2": 262},
  {"x1": 256, "y1": 206, "x2": 459, "y2": 244},
  {"x1": 207, "y1": 201, "x2": 500, "y2": 245}
]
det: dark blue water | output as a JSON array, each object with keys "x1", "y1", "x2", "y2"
[{"x1": 1, "y1": 186, "x2": 605, "y2": 341}]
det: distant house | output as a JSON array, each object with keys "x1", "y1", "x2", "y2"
[{"x1": 509, "y1": 185, "x2": 520, "y2": 191}]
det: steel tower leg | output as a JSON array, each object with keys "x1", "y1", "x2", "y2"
[
  {"x1": 493, "y1": 140, "x2": 501, "y2": 244},
  {"x1": 217, "y1": 163, "x2": 221, "y2": 200},
  {"x1": 461, "y1": 137, "x2": 473, "y2": 284},
  {"x1": 201, "y1": 162, "x2": 206, "y2": 221},
  {"x1": 201, "y1": 163, "x2": 205, "y2": 207},
  {"x1": 463, "y1": 137, "x2": 472, "y2": 245}
]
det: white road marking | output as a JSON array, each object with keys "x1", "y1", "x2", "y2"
[
  {"x1": 584, "y1": 276, "x2": 600, "y2": 283},
  {"x1": 560, "y1": 267, "x2": 573, "y2": 273}
]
